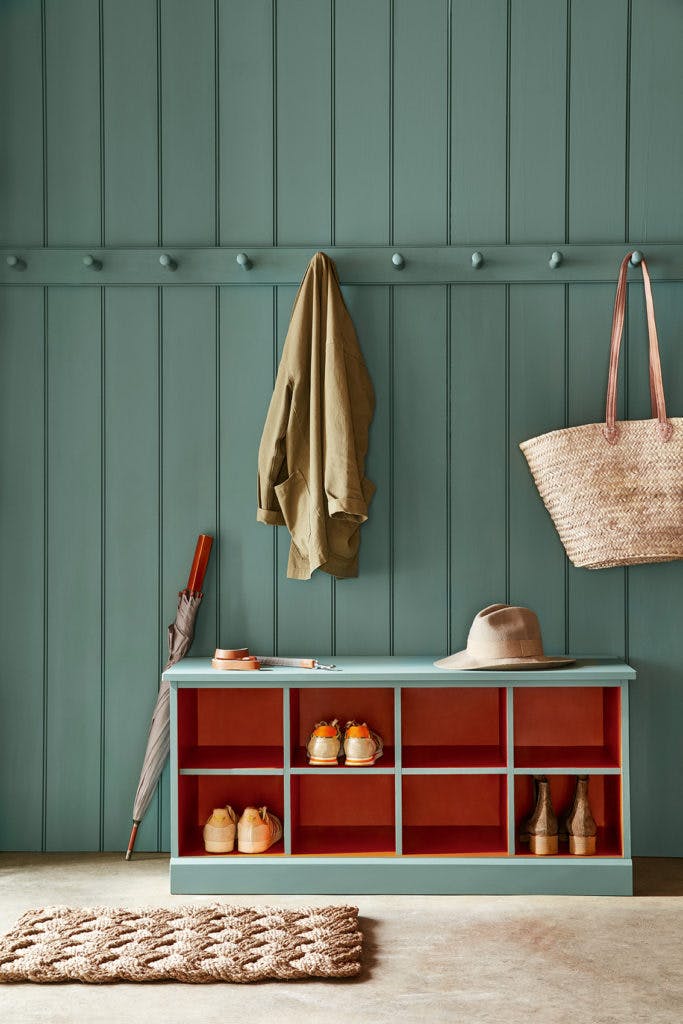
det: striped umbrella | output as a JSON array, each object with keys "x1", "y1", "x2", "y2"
[{"x1": 125, "y1": 535, "x2": 213, "y2": 860}]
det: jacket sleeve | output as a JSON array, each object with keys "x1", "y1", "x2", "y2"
[
  {"x1": 323, "y1": 341, "x2": 375, "y2": 523},
  {"x1": 257, "y1": 372, "x2": 291, "y2": 525}
]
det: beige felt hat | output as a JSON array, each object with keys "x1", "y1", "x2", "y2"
[{"x1": 434, "y1": 604, "x2": 575, "y2": 671}]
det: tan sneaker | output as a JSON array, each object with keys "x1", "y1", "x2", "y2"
[
  {"x1": 202, "y1": 806, "x2": 237, "y2": 854},
  {"x1": 237, "y1": 806, "x2": 283, "y2": 854},
  {"x1": 306, "y1": 719, "x2": 342, "y2": 765},
  {"x1": 343, "y1": 721, "x2": 383, "y2": 766}
]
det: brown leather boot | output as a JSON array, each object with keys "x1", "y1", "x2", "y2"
[
  {"x1": 566, "y1": 775, "x2": 597, "y2": 855},
  {"x1": 519, "y1": 775, "x2": 542, "y2": 843},
  {"x1": 526, "y1": 776, "x2": 558, "y2": 855}
]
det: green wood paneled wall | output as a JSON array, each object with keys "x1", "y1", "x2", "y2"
[{"x1": 1, "y1": 0, "x2": 681, "y2": 856}]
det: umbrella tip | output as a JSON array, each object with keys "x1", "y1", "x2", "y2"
[{"x1": 126, "y1": 820, "x2": 140, "y2": 861}]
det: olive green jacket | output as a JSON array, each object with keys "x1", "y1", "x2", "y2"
[{"x1": 257, "y1": 252, "x2": 375, "y2": 579}]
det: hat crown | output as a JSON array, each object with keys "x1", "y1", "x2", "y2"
[
  {"x1": 467, "y1": 604, "x2": 544, "y2": 659},
  {"x1": 434, "y1": 602, "x2": 574, "y2": 670}
]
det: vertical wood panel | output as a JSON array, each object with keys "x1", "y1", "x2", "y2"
[
  {"x1": 162, "y1": 288, "x2": 218, "y2": 657},
  {"x1": 509, "y1": 0, "x2": 566, "y2": 242},
  {"x1": 219, "y1": 287, "x2": 275, "y2": 651},
  {"x1": 451, "y1": 0, "x2": 507, "y2": 243},
  {"x1": 393, "y1": 0, "x2": 448, "y2": 243},
  {"x1": 276, "y1": 0, "x2": 331, "y2": 244},
  {"x1": 629, "y1": 561, "x2": 683, "y2": 855},
  {"x1": 219, "y1": 0, "x2": 273, "y2": 245},
  {"x1": 627, "y1": 282, "x2": 683, "y2": 854},
  {"x1": 102, "y1": 0, "x2": 158, "y2": 245},
  {"x1": 161, "y1": 0, "x2": 216, "y2": 243},
  {"x1": 333, "y1": 0, "x2": 391, "y2": 652},
  {"x1": 159, "y1": 286, "x2": 218, "y2": 850},
  {"x1": 0, "y1": 0, "x2": 43, "y2": 245},
  {"x1": 630, "y1": 0, "x2": 683, "y2": 240},
  {"x1": 335, "y1": 0, "x2": 390, "y2": 244},
  {"x1": 0, "y1": 288, "x2": 45, "y2": 849},
  {"x1": 567, "y1": 0, "x2": 628, "y2": 662},
  {"x1": 508, "y1": 286, "x2": 566, "y2": 652},
  {"x1": 335, "y1": 286, "x2": 391, "y2": 653},
  {"x1": 393, "y1": 286, "x2": 448, "y2": 654},
  {"x1": 103, "y1": 288, "x2": 159, "y2": 851},
  {"x1": 450, "y1": 285, "x2": 507, "y2": 647},
  {"x1": 45, "y1": 0, "x2": 101, "y2": 244},
  {"x1": 274, "y1": 286, "x2": 332, "y2": 655},
  {"x1": 569, "y1": 0, "x2": 627, "y2": 241},
  {"x1": 626, "y1": 281, "x2": 683, "y2": 438},
  {"x1": 46, "y1": 288, "x2": 102, "y2": 849},
  {"x1": 566, "y1": 284, "x2": 626, "y2": 655}
]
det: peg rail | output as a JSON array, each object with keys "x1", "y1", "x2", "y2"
[{"x1": 2, "y1": 244, "x2": 683, "y2": 286}]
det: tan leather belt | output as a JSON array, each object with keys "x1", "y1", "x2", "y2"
[
  {"x1": 211, "y1": 648, "x2": 335, "y2": 671},
  {"x1": 211, "y1": 649, "x2": 260, "y2": 671},
  {"x1": 214, "y1": 647, "x2": 250, "y2": 660}
]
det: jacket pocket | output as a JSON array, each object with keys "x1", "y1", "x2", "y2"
[{"x1": 274, "y1": 469, "x2": 311, "y2": 555}]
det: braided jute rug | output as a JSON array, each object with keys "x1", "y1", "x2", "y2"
[{"x1": 0, "y1": 905, "x2": 362, "y2": 983}]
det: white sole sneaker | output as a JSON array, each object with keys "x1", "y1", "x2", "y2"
[
  {"x1": 237, "y1": 838, "x2": 274, "y2": 854},
  {"x1": 204, "y1": 839, "x2": 235, "y2": 854},
  {"x1": 202, "y1": 806, "x2": 237, "y2": 854},
  {"x1": 306, "y1": 725, "x2": 341, "y2": 767},
  {"x1": 237, "y1": 808, "x2": 283, "y2": 854},
  {"x1": 344, "y1": 730, "x2": 383, "y2": 767}
]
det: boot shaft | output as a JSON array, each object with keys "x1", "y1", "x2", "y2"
[
  {"x1": 527, "y1": 778, "x2": 558, "y2": 836},
  {"x1": 566, "y1": 776, "x2": 597, "y2": 838}
]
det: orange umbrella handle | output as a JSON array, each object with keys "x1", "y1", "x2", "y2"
[{"x1": 187, "y1": 534, "x2": 213, "y2": 595}]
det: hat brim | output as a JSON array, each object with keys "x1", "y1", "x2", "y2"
[{"x1": 434, "y1": 650, "x2": 575, "y2": 671}]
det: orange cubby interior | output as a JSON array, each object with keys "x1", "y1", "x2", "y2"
[
  {"x1": 290, "y1": 687, "x2": 395, "y2": 768},
  {"x1": 401, "y1": 687, "x2": 506, "y2": 768},
  {"x1": 291, "y1": 774, "x2": 395, "y2": 855},
  {"x1": 402, "y1": 774, "x2": 508, "y2": 856},
  {"x1": 513, "y1": 687, "x2": 621, "y2": 768},
  {"x1": 177, "y1": 774, "x2": 285, "y2": 856},
  {"x1": 177, "y1": 687, "x2": 283, "y2": 770},
  {"x1": 513, "y1": 774, "x2": 622, "y2": 857}
]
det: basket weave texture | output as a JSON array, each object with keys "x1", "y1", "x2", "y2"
[
  {"x1": 0, "y1": 904, "x2": 362, "y2": 983},
  {"x1": 520, "y1": 418, "x2": 683, "y2": 568},
  {"x1": 520, "y1": 253, "x2": 683, "y2": 570}
]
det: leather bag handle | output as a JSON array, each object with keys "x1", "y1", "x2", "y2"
[{"x1": 604, "y1": 254, "x2": 672, "y2": 443}]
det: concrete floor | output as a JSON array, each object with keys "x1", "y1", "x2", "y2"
[{"x1": 1, "y1": 855, "x2": 682, "y2": 1024}]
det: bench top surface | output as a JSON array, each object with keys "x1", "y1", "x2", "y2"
[{"x1": 164, "y1": 655, "x2": 635, "y2": 685}]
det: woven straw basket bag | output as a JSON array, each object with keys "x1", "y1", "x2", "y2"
[{"x1": 520, "y1": 253, "x2": 683, "y2": 569}]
